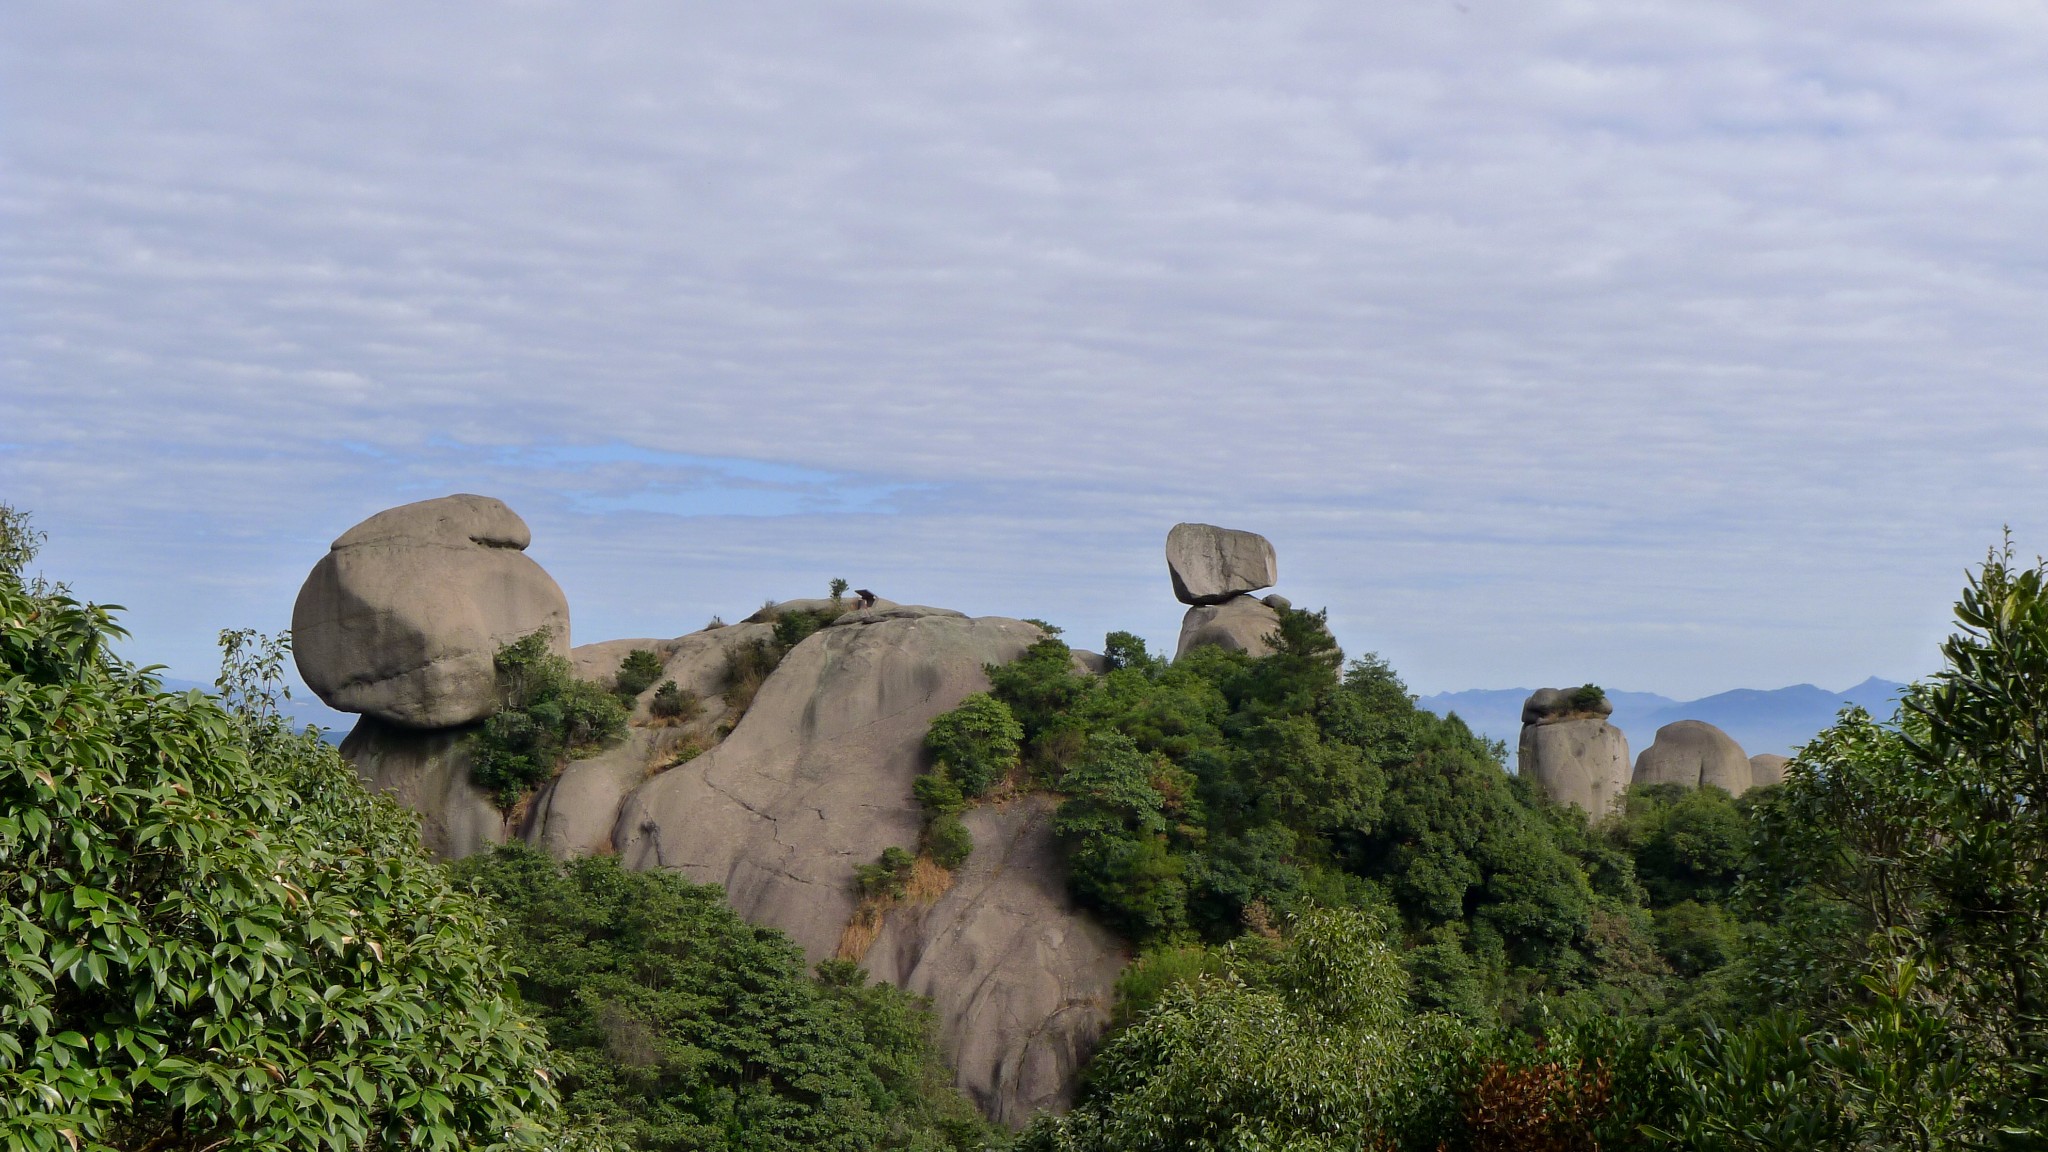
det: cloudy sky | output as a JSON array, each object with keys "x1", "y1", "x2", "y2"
[{"x1": 4, "y1": 1, "x2": 2045, "y2": 699}]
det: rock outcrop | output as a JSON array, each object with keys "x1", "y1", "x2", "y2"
[
  {"x1": 611, "y1": 605, "x2": 1120, "y2": 1117},
  {"x1": 1166, "y1": 523, "x2": 1278, "y2": 605},
  {"x1": 1749, "y1": 753, "x2": 1790, "y2": 788},
  {"x1": 1515, "y1": 689, "x2": 1629, "y2": 821},
  {"x1": 865, "y1": 795, "x2": 1126, "y2": 1126},
  {"x1": 1634, "y1": 720, "x2": 1752, "y2": 795},
  {"x1": 1175, "y1": 594, "x2": 1282, "y2": 660},
  {"x1": 339, "y1": 717, "x2": 510, "y2": 858},
  {"x1": 293, "y1": 494, "x2": 569, "y2": 728}
]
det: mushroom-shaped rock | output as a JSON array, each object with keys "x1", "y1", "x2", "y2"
[
  {"x1": 1175, "y1": 594, "x2": 1281, "y2": 660},
  {"x1": 1166, "y1": 523, "x2": 1278, "y2": 606},
  {"x1": 1516, "y1": 689, "x2": 1630, "y2": 821},
  {"x1": 612, "y1": 607, "x2": 1118, "y2": 1123},
  {"x1": 1749, "y1": 753, "x2": 1790, "y2": 788},
  {"x1": 1634, "y1": 720, "x2": 1752, "y2": 795},
  {"x1": 293, "y1": 494, "x2": 569, "y2": 729}
]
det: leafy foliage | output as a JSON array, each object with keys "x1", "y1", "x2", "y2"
[
  {"x1": 614, "y1": 649, "x2": 666, "y2": 700},
  {"x1": 648, "y1": 680, "x2": 700, "y2": 723},
  {"x1": 924, "y1": 692, "x2": 1023, "y2": 798},
  {"x1": 450, "y1": 845, "x2": 991, "y2": 1152},
  {"x1": 0, "y1": 577, "x2": 576, "y2": 1150},
  {"x1": 470, "y1": 633, "x2": 628, "y2": 808}
]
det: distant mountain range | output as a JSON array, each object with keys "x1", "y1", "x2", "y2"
[{"x1": 1416, "y1": 678, "x2": 1909, "y2": 757}]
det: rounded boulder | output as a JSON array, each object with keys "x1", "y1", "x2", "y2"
[
  {"x1": 1166, "y1": 523, "x2": 1278, "y2": 606},
  {"x1": 1633, "y1": 720, "x2": 1752, "y2": 795},
  {"x1": 293, "y1": 494, "x2": 570, "y2": 729}
]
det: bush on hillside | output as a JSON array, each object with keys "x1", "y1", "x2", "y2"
[
  {"x1": 613, "y1": 647, "x2": 664, "y2": 699},
  {"x1": 470, "y1": 632, "x2": 627, "y2": 808},
  {"x1": 0, "y1": 560, "x2": 576, "y2": 1150}
]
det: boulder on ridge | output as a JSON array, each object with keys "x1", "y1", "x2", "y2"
[
  {"x1": 1634, "y1": 720, "x2": 1752, "y2": 795},
  {"x1": 1749, "y1": 753, "x2": 1790, "y2": 788},
  {"x1": 1516, "y1": 689, "x2": 1629, "y2": 821},
  {"x1": 1166, "y1": 523, "x2": 1278, "y2": 606},
  {"x1": 1175, "y1": 594, "x2": 1281, "y2": 660},
  {"x1": 293, "y1": 494, "x2": 569, "y2": 729}
]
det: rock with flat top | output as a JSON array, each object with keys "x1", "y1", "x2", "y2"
[
  {"x1": 293, "y1": 494, "x2": 569, "y2": 729},
  {"x1": 1175, "y1": 594, "x2": 1281, "y2": 659},
  {"x1": 1634, "y1": 720, "x2": 1752, "y2": 795},
  {"x1": 1166, "y1": 523, "x2": 1278, "y2": 605},
  {"x1": 1517, "y1": 690, "x2": 1630, "y2": 821}
]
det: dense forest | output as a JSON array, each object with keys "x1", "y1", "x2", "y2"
[{"x1": 5, "y1": 499, "x2": 2046, "y2": 1149}]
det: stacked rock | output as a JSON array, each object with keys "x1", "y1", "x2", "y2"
[
  {"x1": 1516, "y1": 688, "x2": 1631, "y2": 822},
  {"x1": 1633, "y1": 720, "x2": 1752, "y2": 796},
  {"x1": 1167, "y1": 523, "x2": 1285, "y2": 659}
]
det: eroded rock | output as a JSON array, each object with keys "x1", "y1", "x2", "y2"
[
  {"x1": 1634, "y1": 720, "x2": 1752, "y2": 795},
  {"x1": 340, "y1": 716, "x2": 508, "y2": 859},
  {"x1": 1749, "y1": 753, "x2": 1790, "y2": 788},
  {"x1": 293, "y1": 494, "x2": 569, "y2": 729},
  {"x1": 1517, "y1": 705, "x2": 1630, "y2": 822},
  {"x1": 1175, "y1": 594, "x2": 1281, "y2": 659},
  {"x1": 1166, "y1": 523, "x2": 1278, "y2": 606}
]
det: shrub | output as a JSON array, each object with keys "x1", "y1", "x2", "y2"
[
  {"x1": 0, "y1": 584, "x2": 575, "y2": 1150},
  {"x1": 924, "y1": 691, "x2": 1023, "y2": 796},
  {"x1": 470, "y1": 632, "x2": 627, "y2": 808},
  {"x1": 722, "y1": 636, "x2": 784, "y2": 724},
  {"x1": 924, "y1": 813, "x2": 975, "y2": 870},
  {"x1": 649, "y1": 679, "x2": 701, "y2": 723},
  {"x1": 856, "y1": 846, "x2": 918, "y2": 900},
  {"x1": 613, "y1": 647, "x2": 664, "y2": 698},
  {"x1": 1569, "y1": 683, "x2": 1607, "y2": 711}
]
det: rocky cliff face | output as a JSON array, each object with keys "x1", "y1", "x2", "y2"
[{"x1": 296, "y1": 497, "x2": 1125, "y2": 1127}]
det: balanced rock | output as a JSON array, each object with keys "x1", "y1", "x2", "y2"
[
  {"x1": 1175, "y1": 594, "x2": 1281, "y2": 660},
  {"x1": 1516, "y1": 689, "x2": 1629, "y2": 821},
  {"x1": 1166, "y1": 523, "x2": 1278, "y2": 606},
  {"x1": 1634, "y1": 720, "x2": 1752, "y2": 795},
  {"x1": 340, "y1": 717, "x2": 509, "y2": 859},
  {"x1": 293, "y1": 494, "x2": 569, "y2": 729},
  {"x1": 613, "y1": 606, "x2": 1121, "y2": 1122},
  {"x1": 1749, "y1": 753, "x2": 1790, "y2": 788}
]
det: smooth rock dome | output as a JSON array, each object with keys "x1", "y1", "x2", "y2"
[
  {"x1": 1166, "y1": 523, "x2": 1278, "y2": 606},
  {"x1": 1175, "y1": 594, "x2": 1281, "y2": 659},
  {"x1": 1634, "y1": 720, "x2": 1752, "y2": 795},
  {"x1": 1749, "y1": 753, "x2": 1790, "y2": 788},
  {"x1": 292, "y1": 494, "x2": 570, "y2": 729}
]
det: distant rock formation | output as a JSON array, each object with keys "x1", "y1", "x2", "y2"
[
  {"x1": 1634, "y1": 720, "x2": 1752, "y2": 795},
  {"x1": 1748, "y1": 753, "x2": 1790, "y2": 788},
  {"x1": 1166, "y1": 523, "x2": 1278, "y2": 605},
  {"x1": 1168, "y1": 524, "x2": 1284, "y2": 659},
  {"x1": 1515, "y1": 688, "x2": 1630, "y2": 821},
  {"x1": 293, "y1": 494, "x2": 569, "y2": 729}
]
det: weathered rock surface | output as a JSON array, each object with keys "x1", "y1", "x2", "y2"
[
  {"x1": 1634, "y1": 720, "x2": 1752, "y2": 795},
  {"x1": 1749, "y1": 753, "x2": 1790, "y2": 788},
  {"x1": 340, "y1": 716, "x2": 509, "y2": 859},
  {"x1": 1517, "y1": 689, "x2": 1629, "y2": 821},
  {"x1": 294, "y1": 494, "x2": 569, "y2": 729},
  {"x1": 744, "y1": 596, "x2": 895, "y2": 623},
  {"x1": 611, "y1": 607, "x2": 1112, "y2": 1121},
  {"x1": 1166, "y1": 523, "x2": 1278, "y2": 606},
  {"x1": 865, "y1": 796, "x2": 1126, "y2": 1126},
  {"x1": 1175, "y1": 594, "x2": 1281, "y2": 660}
]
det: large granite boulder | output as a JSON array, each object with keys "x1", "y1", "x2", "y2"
[
  {"x1": 340, "y1": 716, "x2": 509, "y2": 859},
  {"x1": 1166, "y1": 523, "x2": 1278, "y2": 606},
  {"x1": 1634, "y1": 720, "x2": 1752, "y2": 795},
  {"x1": 865, "y1": 795, "x2": 1126, "y2": 1126},
  {"x1": 1516, "y1": 689, "x2": 1629, "y2": 821},
  {"x1": 612, "y1": 606, "x2": 1119, "y2": 1122},
  {"x1": 1749, "y1": 753, "x2": 1790, "y2": 788},
  {"x1": 1175, "y1": 594, "x2": 1281, "y2": 660},
  {"x1": 293, "y1": 494, "x2": 569, "y2": 729}
]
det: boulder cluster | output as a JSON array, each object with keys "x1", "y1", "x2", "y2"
[
  {"x1": 293, "y1": 495, "x2": 1122, "y2": 1127},
  {"x1": 1167, "y1": 522, "x2": 1288, "y2": 658},
  {"x1": 1518, "y1": 690, "x2": 1791, "y2": 821}
]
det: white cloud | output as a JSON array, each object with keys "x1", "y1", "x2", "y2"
[{"x1": 3, "y1": 0, "x2": 2045, "y2": 696}]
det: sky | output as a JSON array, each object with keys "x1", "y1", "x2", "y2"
[{"x1": 4, "y1": 1, "x2": 2046, "y2": 700}]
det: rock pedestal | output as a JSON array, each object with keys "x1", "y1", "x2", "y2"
[
  {"x1": 1515, "y1": 689, "x2": 1630, "y2": 821},
  {"x1": 1176, "y1": 594, "x2": 1282, "y2": 659},
  {"x1": 1634, "y1": 720, "x2": 1752, "y2": 795},
  {"x1": 293, "y1": 494, "x2": 569, "y2": 729}
]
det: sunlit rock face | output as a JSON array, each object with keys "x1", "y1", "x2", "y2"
[
  {"x1": 1634, "y1": 720, "x2": 1752, "y2": 796},
  {"x1": 1516, "y1": 689, "x2": 1630, "y2": 822}
]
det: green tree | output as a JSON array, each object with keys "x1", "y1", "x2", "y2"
[
  {"x1": 924, "y1": 692, "x2": 1023, "y2": 797},
  {"x1": 470, "y1": 633, "x2": 628, "y2": 808},
  {"x1": 1054, "y1": 733, "x2": 1188, "y2": 940},
  {"x1": 0, "y1": 576, "x2": 576, "y2": 1149}
]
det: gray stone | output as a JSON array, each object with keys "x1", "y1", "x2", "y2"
[
  {"x1": 866, "y1": 795, "x2": 1125, "y2": 1127},
  {"x1": 339, "y1": 716, "x2": 509, "y2": 859},
  {"x1": 1518, "y1": 715, "x2": 1630, "y2": 821},
  {"x1": 1749, "y1": 753, "x2": 1790, "y2": 788},
  {"x1": 743, "y1": 596, "x2": 894, "y2": 624},
  {"x1": 1070, "y1": 649, "x2": 1111, "y2": 676},
  {"x1": 1175, "y1": 594, "x2": 1281, "y2": 660},
  {"x1": 1521, "y1": 687, "x2": 1614, "y2": 725},
  {"x1": 1166, "y1": 523, "x2": 1278, "y2": 606},
  {"x1": 293, "y1": 494, "x2": 569, "y2": 729},
  {"x1": 1634, "y1": 720, "x2": 1752, "y2": 795},
  {"x1": 1262, "y1": 593, "x2": 1292, "y2": 611}
]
